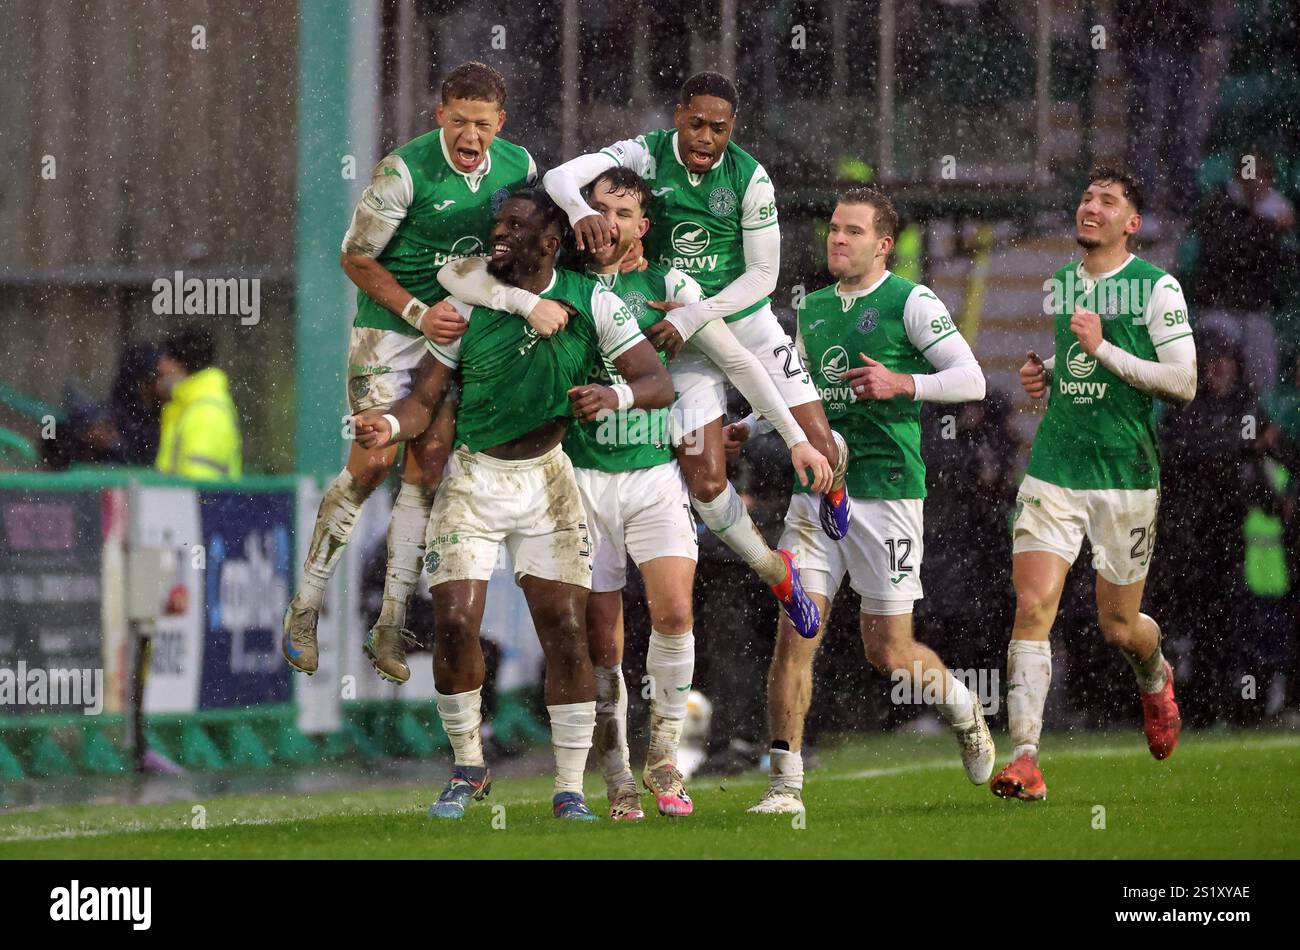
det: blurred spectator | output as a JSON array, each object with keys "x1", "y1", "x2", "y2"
[
  {"x1": 1155, "y1": 333, "x2": 1282, "y2": 726},
  {"x1": 40, "y1": 386, "x2": 125, "y2": 470},
  {"x1": 1118, "y1": 0, "x2": 1236, "y2": 222},
  {"x1": 111, "y1": 341, "x2": 163, "y2": 465},
  {"x1": 155, "y1": 327, "x2": 242, "y2": 480},
  {"x1": 1191, "y1": 152, "x2": 1296, "y2": 393}
]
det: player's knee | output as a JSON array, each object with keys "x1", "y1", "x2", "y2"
[
  {"x1": 434, "y1": 607, "x2": 479, "y2": 650},
  {"x1": 650, "y1": 599, "x2": 693, "y2": 635},
  {"x1": 1013, "y1": 591, "x2": 1057, "y2": 632},
  {"x1": 863, "y1": 639, "x2": 902, "y2": 674},
  {"x1": 685, "y1": 463, "x2": 728, "y2": 503},
  {"x1": 1097, "y1": 610, "x2": 1138, "y2": 646},
  {"x1": 350, "y1": 457, "x2": 392, "y2": 493}
]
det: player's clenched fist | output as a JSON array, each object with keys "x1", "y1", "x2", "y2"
[
  {"x1": 567, "y1": 384, "x2": 618, "y2": 422},
  {"x1": 1070, "y1": 306, "x2": 1103, "y2": 355},
  {"x1": 418, "y1": 299, "x2": 468, "y2": 344},
  {"x1": 1020, "y1": 351, "x2": 1048, "y2": 399},
  {"x1": 722, "y1": 421, "x2": 750, "y2": 459},
  {"x1": 526, "y1": 299, "x2": 570, "y2": 338},
  {"x1": 351, "y1": 411, "x2": 393, "y2": 449}
]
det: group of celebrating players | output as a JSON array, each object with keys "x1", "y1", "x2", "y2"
[{"x1": 280, "y1": 61, "x2": 1191, "y2": 821}]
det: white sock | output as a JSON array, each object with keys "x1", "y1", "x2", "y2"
[
  {"x1": 1122, "y1": 614, "x2": 1168, "y2": 694},
  {"x1": 770, "y1": 747, "x2": 804, "y2": 791},
  {"x1": 646, "y1": 630, "x2": 694, "y2": 766},
  {"x1": 548, "y1": 701, "x2": 596, "y2": 796},
  {"x1": 298, "y1": 471, "x2": 369, "y2": 610},
  {"x1": 435, "y1": 687, "x2": 484, "y2": 767},
  {"x1": 692, "y1": 484, "x2": 785, "y2": 585},
  {"x1": 935, "y1": 669, "x2": 977, "y2": 729},
  {"x1": 829, "y1": 429, "x2": 848, "y2": 493},
  {"x1": 376, "y1": 482, "x2": 434, "y2": 629},
  {"x1": 594, "y1": 666, "x2": 633, "y2": 792},
  {"x1": 1007, "y1": 640, "x2": 1052, "y2": 762}
]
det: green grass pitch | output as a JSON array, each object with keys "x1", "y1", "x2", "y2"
[{"x1": 2, "y1": 731, "x2": 1296, "y2": 859}]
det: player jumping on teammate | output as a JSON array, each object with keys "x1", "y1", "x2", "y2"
[
  {"x1": 539, "y1": 72, "x2": 845, "y2": 640},
  {"x1": 282, "y1": 62, "x2": 568, "y2": 685},
  {"x1": 991, "y1": 164, "x2": 1195, "y2": 802},
  {"x1": 354, "y1": 189, "x2": 673, "y2": 821}
]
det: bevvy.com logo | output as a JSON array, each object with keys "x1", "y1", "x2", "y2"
[
  {"x1": 1060, "y1": 341, "x2": 1108, "y2": 404},
  {"x1": 662, "y1": 222, "x2": 718, "y2": 272}
]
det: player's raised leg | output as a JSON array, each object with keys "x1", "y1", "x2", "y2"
[
  {"x1": 519, "y1": 575, "x2": 600, "y2": 822},
  {"x1": 283, "y1": 436, "x2": 394, "y2": 675},
  {"x1": 364, "y1": 397, "x2": 456, "y2": 683},
  {"x1": 676, "y1": 421, "x2": 820, "y2": 638},
  {"x1": 749, "y1": 592, "x2": 831, "y2": 814},
  {"x1": 428, "y1": 577, "x2": 492, "y2": 818},
  {"x1": 860, "y1": 610, "x2": 994, "y2": 784},
  {"x1": 1096, "y1": 573, "x2": 1181, "y2": 760},
  {"x1": 991, "y1": 549, "x2": 1069, "y2": 801}
]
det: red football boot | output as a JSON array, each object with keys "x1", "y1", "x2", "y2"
[
  {"x1": 990, "y1": 754, "x2": 1047, "y2": 801},
  {"x1": 1141, "y1": 660, "x2": 1182, "y2": 760}
]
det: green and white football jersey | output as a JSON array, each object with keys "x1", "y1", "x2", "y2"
[
  {"x1": 1027, "y1": 255, "x2": 1192, "y2": 490},
  {"x1": 797, "y1": 272, "x2": 961, "y2": 500},
  {"x1": 600, "y1": 129, "x2": 777, "y2": 323},
  {"x1": 563, "y1": 264, "x2": 702, "y2": 473},
  {"x1": 428, "y1": 268, "x2": 643, "y2": 453},
  {"x1": 350, "y1": 128, "x2": 536, "y2": 337}
]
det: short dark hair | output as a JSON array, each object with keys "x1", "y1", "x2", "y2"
[
  {"x1": 838, "y1": 187, "x2": 899, "y2": 239},
  {"x1": 586, "y1": 167, "x2": 652, "y2": 213},
  {"x1": 679, "y1": 71, "x2": 738, "y2": 114},
  {"x1": 164, "y1": 327, "x2": 215, "y2": 374},
  {"x1": 441, "y1": 61, "x2": 507, "y2": 109},
  {"x1": 508, "y1": 187, "x2": 568, "y2": 239},
  {"x1": 1088, "y1": 162, "x2": 1144, "y2": 214}
]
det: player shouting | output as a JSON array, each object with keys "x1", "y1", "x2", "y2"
[
  {"x1": 730, "y1": 188, "x2": 994, "y2": 814},
  {"x1": 282, "y1": 62, "x2": 566, "y2": 684},
  {"x1": 991, "y1": 165, "x2": 1195, "y2": 802}
]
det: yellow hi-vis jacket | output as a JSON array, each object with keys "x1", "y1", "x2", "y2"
[{"x1": 155, "y1": 367, "x2": 242, "y2": 480}]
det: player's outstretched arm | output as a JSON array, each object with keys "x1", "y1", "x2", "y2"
[{"x1": 689, "y1": 320, "x2": 810, "y2": 447}]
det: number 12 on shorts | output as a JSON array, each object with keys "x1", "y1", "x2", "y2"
[{"x1": 885, "y1": 538, "x2": 913, "y2": 582}]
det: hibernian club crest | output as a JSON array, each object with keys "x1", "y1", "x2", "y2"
[
  {"x1": 491, "y1": 187, "x2": 511, "y2": 214},
  {"x1": 856, "y1": 308, "x2": 880, "y2": 334},
  {"x1": 708, "y1": 186, "x2": 737, "y2": 217},
  {"x1": 622, "y1": 290, "x2": 648, "y2": 320}
]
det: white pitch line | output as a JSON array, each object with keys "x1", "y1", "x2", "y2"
[{"x1": 2, "y1": 735, "x2": 1296, "y2": 845}]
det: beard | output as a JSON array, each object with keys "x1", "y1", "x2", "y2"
[
  {"x1": 1076, "y1": 234, "x2": 1102, "y2": 250},
  {"x1": 487, "y1": 240, "x2": 544, "y2": 285}
]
